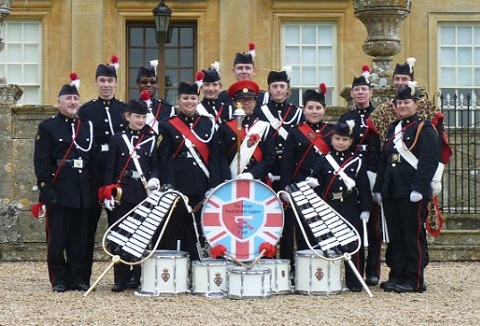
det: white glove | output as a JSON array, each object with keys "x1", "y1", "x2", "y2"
[
  {"x1": 360, "y1": 211, "x2": 370, "y2": 223},
  {"x1": 373, "y1": 192, "x2": 382, "y2": 205},
  {"x1": 410, "y1": 191, "x2": 423, "y2": 203},
  {"x1": 204, "y1": 188, "x2": 214, "y2": 198},
  {"x1": 280, "y1": 192, "x2": 290, "y2": 203},
  {"x1": 431, "y1": 181, "x2": 442, "y2": 197},
  {"x1": 305, "y1": 177, "x2": 320, "y2": 189},
  {"x1": 104, "y1": 198, "x2": 115, "y2": 211},
  {"x1": 366, "y1": 171, "x2": 377, "y2": 192},
  {"x1": 147, "y1": 178, "x2": 160, "y2": 190},
  {"x1": 237, "y1": 173, "x2": 253, "y2": 180}
]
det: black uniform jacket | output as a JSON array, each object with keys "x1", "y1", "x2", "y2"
[
  {"x1": 34, "y1": 113, "x2": 96, "y2": 208},
  {"x1": 255, "y1": 99, "x2": 304, "y2": 176},
  {"x1": 104, "y1": 126, "x2": 159, "y2": 205},
  {"x1": 157, "y1": 113, "x2": 222, "y2": 196},
  {"x1": 78, "y1": 97, "x2": 126, "y2": 187},
  {"x1": 280, "y1": 121, "x2": 334, "y2": 189},
  {"x1": 217, "y1": 113, "x2": 275, "y2": 181},
  {"x1": 144, "y1": 97, "x2": 175, "y2": 122},
  {"x1": 338, "y1": 104, "x2": 381, "y2": 173},
  {"x1": 373, "y1": 114, "x2": 439, "y2": 199},
  {"x1": 313, "y1": 150, "x2": 372, "y2": 213},
  {"x1": 198, "y1": 98, "x2": 232, "y2": 124}
]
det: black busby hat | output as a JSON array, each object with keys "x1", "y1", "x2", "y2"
[
  {"x1": 178, "y1": 82, "x2": 199, "y2": 95},
  {"x1": 126, "y1": 99, "x2": 148, "y2": 115},
  {"x1": 227, "y1": 79, "x2": 260, "y2": 99},
  {"x1": 395, "y1": 84, "x2": 420, "y2": 101},
  {"x1": 303, "y1": 83, "x2": 327, "y2": 107},
  {"x1": 95, "y1": 64, "x2": 117, "y2": 79},
  {"x1": 58, "y1": 85, "x2": 79, "y2": 98},
  {"x1": 202, "y1": 69, "x2": 220, "y2": 83},
  {"x1": 267, "y1": 70, "x2": 290, "y2": 85},
  {"x1": 393, "y1": 57, "x2": 415, "y2": 80},
  {"x1": 136, "y1": 66, "x2": 157, "y2": 83},
  {"x1": 333, "y1": 121, "x2": 354, "y2": 138},
  {"x1": 351, "y1": 76, "x2": 370, "y2": 89},
  {"x1": 233, "y1": 43, "x2": 256, "y2": 66}
]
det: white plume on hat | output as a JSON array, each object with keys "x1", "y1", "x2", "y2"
[
  {"x1": 110, "y1": 55, "x2": 120, "y2": 72},
  {"x1": 210, "y1": 61, "x2": 220, "y2": 73},
  {"x1": 150, "y1": 59, "x2": 159, "y2": 76},
  {"x1": 282, "y1": 65, "x2": 292, "y2": 77},
  {"x1": 406, "y1": 57, "x2": 416, "y2": 73},
  {"x1": 407, "y1": 80, "x2": 418, "y2": 95},
  {"x1": 346, "y1": 119, "x2": 355, "y2": 135}
]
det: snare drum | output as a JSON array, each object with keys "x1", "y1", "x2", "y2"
[
  {"x1": 258, "y1": 259, "x2": 292, "y2": 294},
  {"x1": 294, "y1": 249, "x2": 342, "y2": 295},
  {"x1": 136, "y1": 250, "x2": 190, "y2": 296},
  {"x1": 227, "y1": 266, "x2": 271, "y2": 299},
  {"x1": 191, "y1": 259, "x2": 234, "y2": 296}
]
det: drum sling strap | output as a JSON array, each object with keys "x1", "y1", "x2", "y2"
[
  {"x1": 121, "y1": 133, "x2": 152, "y2": 195},
  {"x1": 260, "y1": 104, "x2": 290, "y2": 140},
  {"x1": 323, "y1": 154, "x2": 358, "y2": 200},
  {"x1": 169, "y1": 116, "x2": 211, "y2": 178},
  {"x1": 226, "y1": 119, "x2": 267, "y2": 177}
]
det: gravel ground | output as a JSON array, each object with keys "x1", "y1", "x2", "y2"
[{"x1": 0, "y1": 260, "x2": 479, "y2": 326}]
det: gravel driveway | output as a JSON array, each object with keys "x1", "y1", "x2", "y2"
[{"x1": 0, "y1": 260, "x2": 479, "y2": 325}]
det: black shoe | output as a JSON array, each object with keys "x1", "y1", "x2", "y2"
[
  {"x1": 71, "y1": 283, "x2": 89, "y2": 291},
  {"x1": 348, "y1": 286, "x2": 362, "y2": 292},
  {"x1": 126, "y1": 277, "x2": 140, "y2": 289},
  {"x1": 380, "y1": 279, "x2": 397, "y2": 292},
  {"x1": 394, "y1": 283, "x2": 419, "y2": 293},
  {"x1": 52, "y1": 284, "x2": 67, "y2": 293},
  {"x1": 366, "y1": 276, "x2": 379, "y2": 286},
  {"x1": 111, "y1": 283, "x2": 127, "y2": 292}
]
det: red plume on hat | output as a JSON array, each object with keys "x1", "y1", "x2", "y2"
[
  {"x1": 110, "y1": 54, "x2": 120, "y2": 71},
  {"x1": 361, "y1": 64, "x2": 371, "y2": 83},
  {"x1": 319, "y1": 82, "x2": 327, "y2": 95},
  {"x1": 195, "y1": 71, "x2": 205, "y2": 88},
  {"x1": 70, "y1": 72, "x2": 80, "y2": 90},
  {"x1": 248, "y1": 42, "x2": 256, "y2": 58}
]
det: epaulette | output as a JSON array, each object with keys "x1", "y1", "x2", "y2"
[{"x1": 39, "y1": 115, "x2": 56, "y2": 126}]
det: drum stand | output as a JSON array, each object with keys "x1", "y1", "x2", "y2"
[
  {"x1": 278, "y1": 189, "x2": 373, "y2": 298},
  {"x1": 84, "y1": 195, "x2": 181, "y2": 297}
]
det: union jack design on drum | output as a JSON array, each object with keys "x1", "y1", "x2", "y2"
[{"x1": 201, "y1": 179, "x2": 284, "y2": 260}]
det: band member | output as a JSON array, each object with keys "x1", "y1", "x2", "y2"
[
  {"x1": 310, "y1": 121, "x2": 372, "y2": 292},
  {"x1": 218, "y1": 43, "x2": 267, "y2": 107},
  {"x1": 34, "y1": 80, "x2": 95, "y2": 292},
  {"x1": 217, "y1": 79, "x2": 275, "y2": 183},
  {"x1": 338, "y1": 68, "x2": 382, "y2": 286},
  {"x1": 195, "y1": 62, "x2": 232, "y2": 124},
  {"x1": 136, "y1": 62, "x2": 175, "y2": 134},
  {"x1": 77, "y1": 57, "x2": 127, "y2": 287},
  {"x1": 103, "y1": 99, "x2": 160, "y2": 292},
  {"x1": 373, "y1": 85, "x2": 439, "y2": 293},
  {"x1": 157, "y1": 81, "x2": 222, "y2": 259},
  {"x1": 279, "y1": 84, "x2": 334, "y2": 267},
  {"x1": 256, "y1": 68, "x2": 303, "y2": 190}
]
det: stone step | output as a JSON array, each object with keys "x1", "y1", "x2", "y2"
[
  {"x1": 428, "y1": 245, "x2": 479, "y2": 261},
  {"x1": 427, "y1": 230, "x2": 480, "y2": 246},
  {"x1": 443, "y1": 214, "x2": 480, "y2": 230}
]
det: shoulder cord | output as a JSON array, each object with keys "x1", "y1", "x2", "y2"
[{"x1": 52, "y1": 119, "x2": 81, "y2": 184}]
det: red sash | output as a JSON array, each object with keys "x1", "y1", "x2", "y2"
[
  {"x1": 169, "y1": 116, "x2": 210, "y2": 163},
  {"x1": 226, "y1": 120, "x2": 263, "y2": 162},
  {"x1": 214, "y1": 104, "x2": 225, "y2": 123},
  {"x1": 297, "y1": 123, "x2": 331, "y2": 154}
]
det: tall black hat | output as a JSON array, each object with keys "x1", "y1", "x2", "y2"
[
  {"x1": 393, "y1": 62, "x2": 415, "y2": 80},
  {"x1": 178, "y1": 82, "x2": 199, "y2": 95},
  {"x1": 95, "y1": 64, "x2": 117, "y2": 79},
  {"x1": 351, "y1": 76, "x2": 370, "y2": 88},
  {"x1": 395, "y1": 84, "x2": 420, "y2": 101},
  {"x1": 303, "y1": 83, "x2": 327, "y2": 107},
  {"x1": 126, "y1": 99, "x2": 148, "y2": 115},
  {"x1": 136, "y1": 66, "x2": 157, "y2": 83},
  {"x1": 58, "y1": 85, "x2": 79, "y2": 98},
  {"x1": 267, "y1": 70, "x2": 289, "y2": 85},
  {"x1": 333, "y1": 122, "x2": 354, "y2": 138},
  {"x1": 202, "y1": 69, "x2": 220, "y2": 83}
]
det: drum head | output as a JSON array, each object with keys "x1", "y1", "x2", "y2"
[{"x1": 201, "y1": 179, "x2": 284, "y2": 261}]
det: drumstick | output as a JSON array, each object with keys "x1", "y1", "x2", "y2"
[
  {"x1": 362, "y1": 219, "x2": 369, "y2": 247},
  {"x1": 83, "y1": 255, "x2": 121, "y2": 297},
  {"x1": 380, "y1": 203, "x2": 389, "y2": 243}
]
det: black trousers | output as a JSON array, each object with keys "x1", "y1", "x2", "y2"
[
  {"x1": 46, "y1": 205, "x2": 88, "y2": 287},
  {"x1": 83, "y1": 202, "x2": 102, "y2": 285},
  {"x1": 365, "y1": 204, "x2": 382, "y2": 279},
  {"x1": 383, "y1": 196, "x2": 429, "y2": 291}
]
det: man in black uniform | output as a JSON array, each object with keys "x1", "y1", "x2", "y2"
[
  {"x1": 256, "y1": 68, "x2": 303, "y2": 190},
  {"x1": 136, "y1": 65, "x2": 175, "y2": 134},
  {"x1": 373, "y1": 85, "x2": 439, "y2": 293},
  {"x1": 34, "y1": 82, "x2": 96, "y2": 292},
  {"x1": 196, "y1": 65, "x2": 232, "y2": 124},
  {"x1": 338, "y1": 73, "x2": 382, "y2": 286},
  {"x1": 78, "y1": 62, "x2": 127, "y2": 287}
]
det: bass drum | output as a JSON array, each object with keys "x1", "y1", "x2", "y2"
[{"x1": 201, "y1": 179, "x2": 284, "y2": 261}]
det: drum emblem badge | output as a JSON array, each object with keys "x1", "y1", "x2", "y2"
[
  {"x1": 161, "y1": 268, "x2": 171, "y2": 282},
  {"x1": 214, "y1": 272, "x2": 223, "y2": 286},
  {"x1": 315, "y1": 268, "x2": 324, "y2": 281}
]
